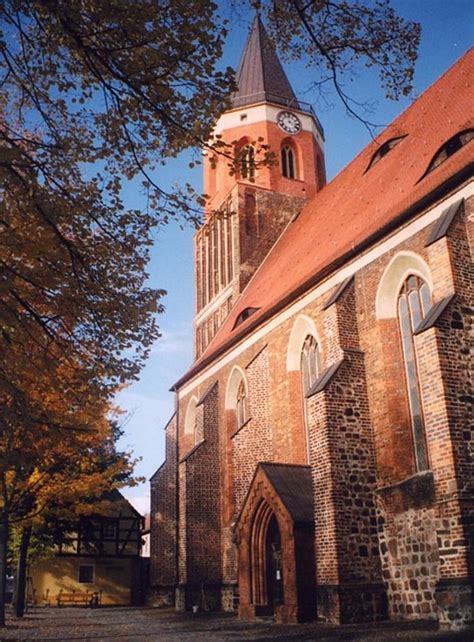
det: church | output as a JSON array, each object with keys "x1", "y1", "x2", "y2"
[{"x1": 150, "y1": 17, "x2": 473, "y2": 630}]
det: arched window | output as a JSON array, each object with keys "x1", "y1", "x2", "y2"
[
  {"x1": 236, "y1": 379, "x2": 248, "y2": 428},
  {"x1": 281, "y1": 145, "x2": 296, "y2": 179},
  {"x1": 184, "y1": 397, "x2": 198, "y2": 440},
  {"x1": 398, "y1": 275, "x2": 431, "y2": 471},
  {"x1": 299, "y1": 334, "x2": 320, "y2": 463},
  {"x1": 300, "y1": 335, "x2": 320, "y2": 395},
  {"x1": 241, "y1": 145, "x2": 256, "y2": 180}
]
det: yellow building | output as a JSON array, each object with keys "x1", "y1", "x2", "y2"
[{"x1": 29, "y1": 491, "x2": 146, "y2": 606}]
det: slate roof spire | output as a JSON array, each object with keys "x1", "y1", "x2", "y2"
[{"x1": 231, "y1": 15, "x2": 299, "y2": 109}]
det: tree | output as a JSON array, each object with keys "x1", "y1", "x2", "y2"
[
  {"x1": 255, "y1": 0, "x2": 420, "y2": 131},
  {"x1": 10, "y1": 419, "x2": 137, "y2": 618},
  {"x1": 0, "y1": 0, "x2": 420, "y2": 399},
  {"x1": 3, "y1": 382, "x2": 139, "y2": 621},
  {"x1": 0, "y1": 0, "x2": 420, "y2": 624}
]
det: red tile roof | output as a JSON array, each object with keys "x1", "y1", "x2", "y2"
[{"x1": 176, "y1": 48, "x2": 474, "y2": 389}]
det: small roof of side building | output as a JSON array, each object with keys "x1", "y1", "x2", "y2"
[
  {"x1": 175, "y1": 48, "x2": 474, "y2": 390},
  {"x1": 260, "y1": 463, "x2": 314, "y2": 523}
]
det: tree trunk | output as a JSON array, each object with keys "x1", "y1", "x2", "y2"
[
  {"x1": 13, "y1": 525, "x2": 32, "y2": 618},
  {"x1": 0, "y1": 513, "x2": 9, "y2": 627}
]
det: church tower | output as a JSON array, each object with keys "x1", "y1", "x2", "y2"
[{"x1": 194, "y1": 17, "x2": 325, "y2": 358}]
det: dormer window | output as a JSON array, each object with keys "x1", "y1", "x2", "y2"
[
  {"x1": 365, "y1": 136, "x2": 406, "y2": 172},
  {"x1": 422, "y1": 129, "x2": 473, "y2": 178},
  {"x1": 233, "y1": 307, "x2": 259, "y2": 329},
  {"x1": 281, "y1": 145, "x2": 296, "y2": 179}
]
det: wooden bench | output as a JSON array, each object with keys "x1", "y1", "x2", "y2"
[{"x1": 56, "y1": 591, "x2": 94, "y2": 607}]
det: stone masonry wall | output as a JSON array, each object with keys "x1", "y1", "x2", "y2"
[
  {"x1": 362, "y1": 192, "x2": 474, "y2": 629},
  {"x1": 305, "y1": 281, "x2": 385, "y2": 623},
  {"x1": 308, "y1": 353, "x2": 385, "y2": 623},
  {"x1": 377, "y1": 502, "x2": 439, "y2": 620}
]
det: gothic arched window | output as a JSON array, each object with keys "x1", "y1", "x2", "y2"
[
  {"x1": 300, "y1": 335, "x2": 320, "y2": 396},
  {"x1": 241, "y1": 145, "x2": 256, "y2": 179},
  {"x1": 281, "y1": 145, "x2": 296, "y2": 179},
  {"x1": 184, "y1": 397, "x2": 198, "y2": 442},
  {"x1": 300, "y1": 334, "x2": 320, "y2": 462},
  {"x1": 398, "y1": 275, "x2": 431, "y2": 471},
  {"x1": 236, "y1": 379, "x2": 248, "y2": 428}
]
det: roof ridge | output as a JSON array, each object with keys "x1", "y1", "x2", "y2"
[
  {"x1": 330, "y1": 47, "x2": 474, "y2": 182},
  {"x1": 391, "y1": 46, "x2": 474, "y2": 129}
]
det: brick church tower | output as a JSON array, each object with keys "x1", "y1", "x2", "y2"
[{"x1": 194, "y1": 16, "x2": 325, "y2": 358}]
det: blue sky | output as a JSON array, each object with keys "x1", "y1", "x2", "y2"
[{"x1": 117, "y1": 0, "x2": 474, "y2": 515}]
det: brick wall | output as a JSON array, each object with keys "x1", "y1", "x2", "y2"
[
  {"x1": 365, "y1": 193, "x2": 474, "y2": 628},
  {"x1": 149, "y1": 414, "x2": 177, "y2": 606},
  {"x1": 231, "y1": 346, "x2": 273, "y2": 516},
  {"x1": 178, "y1": 384, "x2": 222, "y2": 610},
  {"x1": 151, "y1": 186, "x2": 473, "y2": 627},
  {"x1": 238, "y1": 187, "x2": 305, "y2": 292}
]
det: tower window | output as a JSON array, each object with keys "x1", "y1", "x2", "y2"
[
  {"x1": 281, "y1": 145, "x2": 296, "y2": 179},
  {"x1": 422, "y1": 129, "x2": 473, "y2": 178},
  {"x1": 241, "y1": 145, "x2": 256, "y2": 179},
  {"x1": 398, "y1": 275, "x2": 431, "y2": 471}
]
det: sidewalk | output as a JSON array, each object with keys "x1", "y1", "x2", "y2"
[{"x1": 1, "y1": 606, "x2": 473, "y2": 641}]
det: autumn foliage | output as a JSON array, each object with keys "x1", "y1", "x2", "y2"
[{"x1": 0, "y1": 0, "x2": 421, "y2": 625}]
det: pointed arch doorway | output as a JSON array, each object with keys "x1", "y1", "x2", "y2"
[{"x1": 235, "y1": 463, "x2": 316, "y2": 623}]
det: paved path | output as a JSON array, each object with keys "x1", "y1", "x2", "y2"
[{"x1": 1, "y1": 607, "x2": 474, "y2": 641}]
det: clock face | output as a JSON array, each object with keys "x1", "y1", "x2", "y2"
[{"x1": 277, "y1": 111, "x2": 302, "y2": 134}]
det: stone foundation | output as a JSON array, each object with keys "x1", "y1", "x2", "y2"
[
  {"x1": 316, "y1": 583, "x2": 388, "y2": 623},
  {"x1": 147, "y1": 586, "x2": 175, "y2": 608},
  {"x1": 174, "y1": 583, "x2": 223, "y2": 612},
  {"x1": 435, "y1": 578, "x2": 473, "y2": 630},
  {"x1": 221, "y1": 583, "x2": 238, "y2": 611}
]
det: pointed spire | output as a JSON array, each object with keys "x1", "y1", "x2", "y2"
[{"x1": 231, "y1": 16, "x2": 299, "y2": 109}]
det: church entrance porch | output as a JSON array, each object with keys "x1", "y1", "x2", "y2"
[{"x1": 234, "y1": 463, "x2": 316, "y2": 623}]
